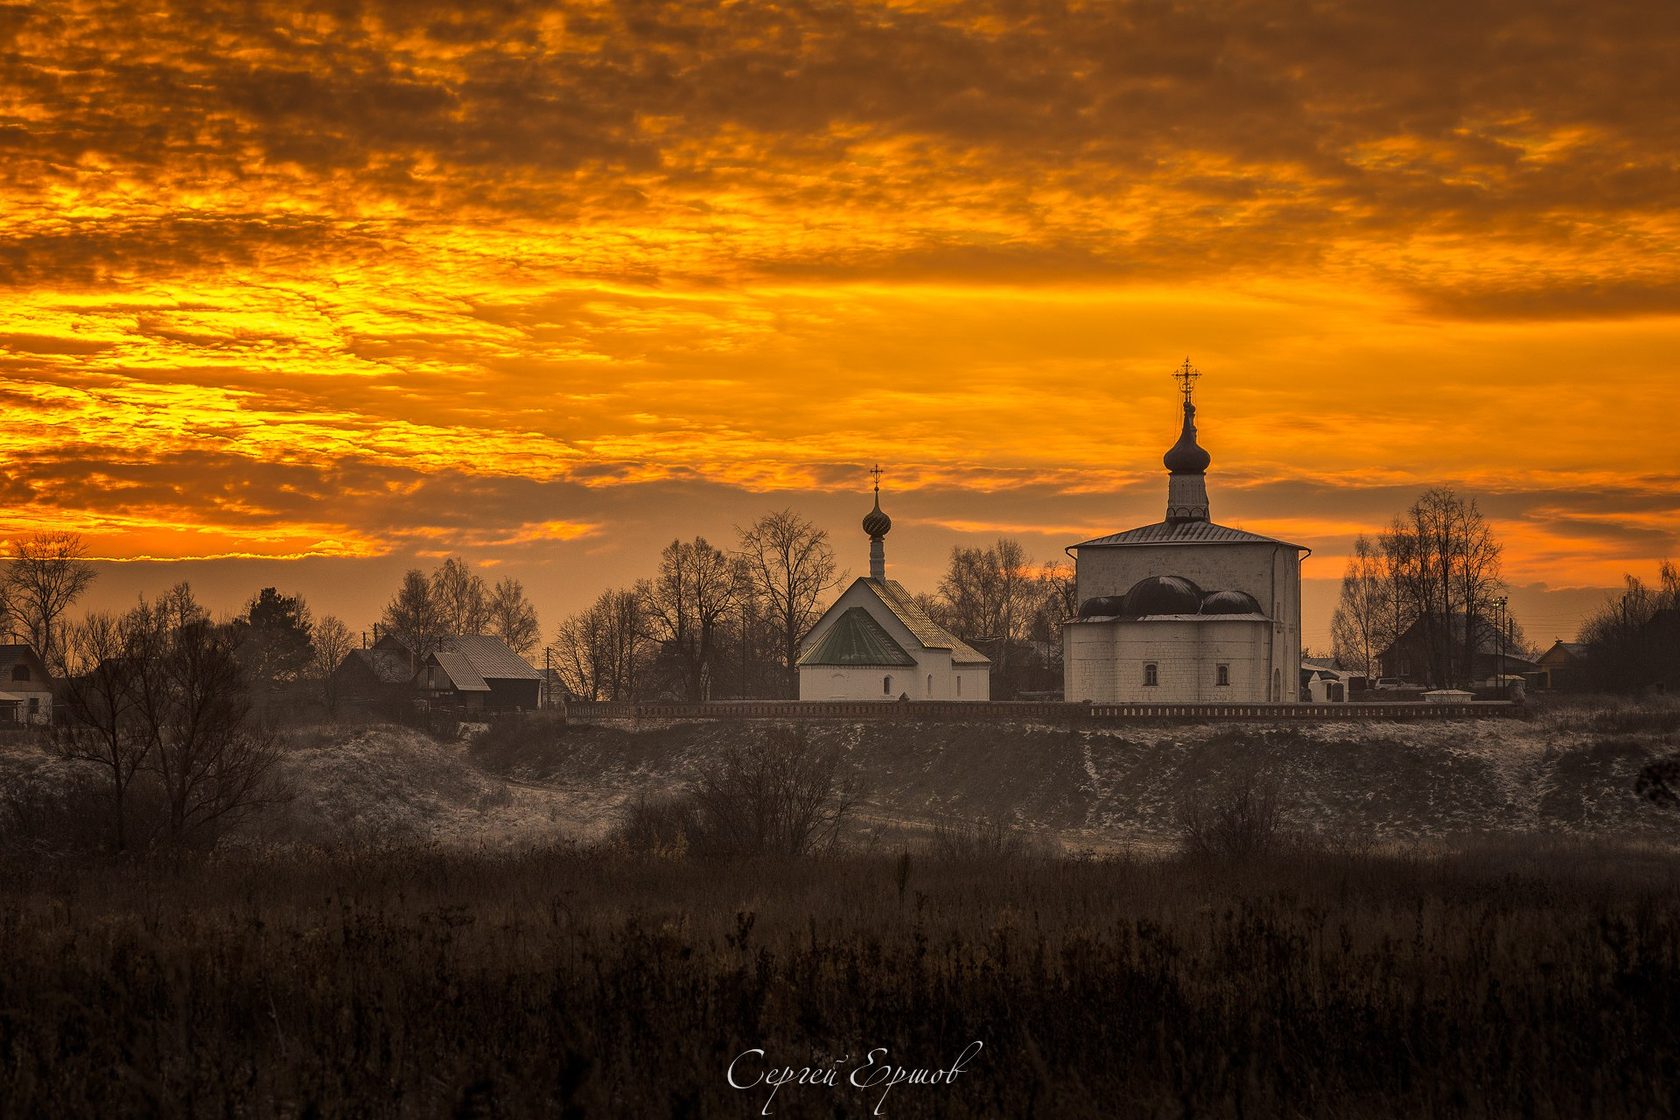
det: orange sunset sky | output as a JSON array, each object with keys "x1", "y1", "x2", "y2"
[{"x1": 3, "y1": 0, "x2": 1677, "y2": 650}]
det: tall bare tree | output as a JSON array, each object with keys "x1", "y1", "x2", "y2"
[
  {"x1": 431, "y1": 556, "x2": 489, "y2": 636},
  {"x1": 3, "y1": 530, "x2": 97, "y2": 664},
  {"x1": 53, "y1": 611, "x2": 152, "y2": 851},
  {"x1": 381, "y1": 569, "x2": 444, "y2": 658},
  {"x1": 553, "y1": 588, "x2": 646, "y2": 701},
  {"x1": 1330, "y1": 534, "x2": 1389, "y2": 679},
  {"x1": 310, "y1": 614, "x2": 355, "y2": 717},
  {"x1": 1375, "y1": 488, "x2": 1505, "y2": 686},
  {"x1": 736, "y1": 509, "x2": 842, "y2": 697},
  {"x1": 55, "y1": 595, "x2": 279, "y2": 849},
  {"x1": 935, "y1": 538, "x2": 1038, "y2": 693},
  {"x1": 640, "y1": 537, "x2": 744, "y2": 701},
  {"x1": 486, "y1": 576, "x2": 541, "y2": 655}
]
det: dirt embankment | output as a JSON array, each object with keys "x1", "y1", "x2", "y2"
[{"x1": 10, "y1": 706, "x2": 1678, "y2": 851}]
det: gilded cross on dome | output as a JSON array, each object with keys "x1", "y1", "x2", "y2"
[{"x1": 1173, "y1": 357, "x2": 1200, "y2": 402}]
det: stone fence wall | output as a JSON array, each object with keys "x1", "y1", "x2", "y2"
[{"x1": 564, "y1": 699, "x2": 1515, "y2": 724}]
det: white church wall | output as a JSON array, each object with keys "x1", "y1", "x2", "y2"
[
  {"x1": 1064, "y1": 618, "x2": 1271, "y2": 703},
  {"x1": 798, "y1": 580, "x2": 981, "y2": 701},
  {"x1": 1074, "y1": 541, "x2": 1301, "y2": 703}
]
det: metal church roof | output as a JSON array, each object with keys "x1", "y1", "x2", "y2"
[
  {"x1": 867, "y1": 579, "x2": 990, "y2": 666},
  {"x1": 798, "y1": 607, "x2": 919, "y2": 668},
  {"x1": 1073, "y1": 520, "x2": 1307, "y2": 550}
]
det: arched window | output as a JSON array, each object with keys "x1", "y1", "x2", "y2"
[
  {"x1": 927, "y1": 674, "x2": 934, "y2": 695},
  {"x1": 956, "y1": 676, "x2": 962, "y2": 697},
  {"x1": 1216, "y1": 664, "x2": 1230, "y2": 686},
  {"x1": 11, "y1": 665, "x2": 28, "y2": 682},
  {"x1": 1272, "y1": 668, "x2": 1282, "y2": 701},
  {"x1": 1144, "y1": 663, "x2": 1159, "y2": 687},
  {"x1": 883, "y1": 675, "x2": 893, "y2": 695}
]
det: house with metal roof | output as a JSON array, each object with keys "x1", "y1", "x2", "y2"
[
  {"x1": 0, "y1": 644, "x2": 53, "y2": 726},
  {"x1": 417, "y1": 634, "x2": 542, "y2": 711},
  {"x1": 1063, "y1": 361, "x2": 1310, "y2": 704},
  {"x1": 798, "y1": 475, "x2": 990, "y2": 701}
]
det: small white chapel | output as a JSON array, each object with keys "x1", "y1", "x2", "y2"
[
  {"x1": 797, "y1": 470, "x2": 990, "y2": 701},
  {"x1": 1063, "y1": 361, "x2": 1309, "y2": 704}
]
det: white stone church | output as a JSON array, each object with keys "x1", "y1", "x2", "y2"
[
  {"x1": 1063, "y1": 363, "x2": 1308, "y2": 704},
  {"x1": 797, "y1": 474, "x2": 991, "y2": 701}
]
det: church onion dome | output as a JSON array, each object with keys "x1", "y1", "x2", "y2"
[
  {"x1": 862, "y1": 496, "x2": 892, "y2": 539},
  {"x1": 1078, "y1": 595, "x2": 1127, "y2": 619},
  {"x1": 1121, "y1": 574, "x2": 1203, "y2": 616},
  {"x1": 1163, "y1": 401, "x2": 1212, "y2": 475},
  {"x1": 1199, "y1": 589, "x2": 1263, "y2": 615}
]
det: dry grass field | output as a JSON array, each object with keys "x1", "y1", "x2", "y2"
[
  {"x1": 4, "y1": 841, "x2": 1680, "y2": 1117},
  {"x1": 4, "y1": 698, "x2": 1680, "y2": 1117}
]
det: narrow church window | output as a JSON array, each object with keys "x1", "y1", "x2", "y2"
[
  {"x1": 927, "y1": 674, "x2": 933, "y2": 694},
  {"x1": 1216, "y1": 664, "x2": 1230, "y2": 686},
  {"x1": 956, "y1": 676, "x2": 962, "y2": 697},
  {"x1": 883, "y1": 675, "x2": 892, "y2": 695},
  {"x1": 1144, "y1": 663, "x2": 1159, "y2": 687}
]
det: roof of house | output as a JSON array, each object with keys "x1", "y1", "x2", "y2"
[
  {"x1": 865, "y1": 579, "x2": 990, "y2": 666},
  {"x1": 798, "y1": 607, "x2": 919, "y2": 668},
  {"x1": 0, "y1": 644, "x2": 51, "y2": 685},
  {"x1": 442, "y1": 635, "x2": 541, "y2": 681},
  {"x1": 428, "y1": 650, "x2": 491, "y2": 692},
  {"x1": 342, "y1": 647, "x2": 415, "y2": 685},
  {"x1": 1072, "y1": 520, "x2": 1307, "y2": 551}
]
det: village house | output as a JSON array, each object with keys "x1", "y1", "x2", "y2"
[
  {"x1": 0, "y1": 644, "x2": 53, "y2": 726},
  {"x1": 330, "y1": 632, "x2": 420, "y2": 714},
  {"x1": 1378, "y1": 614, "x2": 1539, "y2": 689},
  {"x1": 1537, "y1": 640, "x2": 1590, "y2": 692},
  {"x1": 417, "y1": 635, "x2": 543, "y2": 711}
]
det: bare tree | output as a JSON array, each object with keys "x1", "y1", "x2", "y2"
[
  {"x1": 431, "y1": 556, "x2": 489, "y2": 636},
  {"x1": 1330, "y1": 534, "x2": 1388, "y2": 679},
  {"x1": 553, "y1": 588, "x2": 647, "y2": 701},
  {"x1": 151, "y1": 618, "x2": 281, "y2": 841},
  {"x1": 53, "y1": 611, "x2": 152, "y2": 851},
  {"x1": 1582, "y1": 561, "x2": 1680, "y2": 692},
  {"x1": 54, "y1": 595, "x2": 280, "y2": 848},
  {"x1": 486, "y1": 576, "x2": 541, "y2": 655},
  {"x1": 935, "y1": 538, "x2": 1038, "y2": 694},
  {"x1": 1376, "y1": 489, "x2": 1505, "y2": 687},
  {"x1": 736, "y1": 509, "x2": 843, "y2": 698},
  {"x1": 3, "y1": 530, "x2": 97, "y2": 664},
  {"x1": 381, "y1": 569, "x2": 444, "y2": 658},
  {"x1": 640, "y1": 537, "x2": 744, "y2": 701},
  {"x1": 311, "y1": 614, "x2": 355, "y2": 717}
]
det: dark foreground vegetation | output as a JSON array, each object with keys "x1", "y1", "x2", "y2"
[{"x1": 4, "y1": 841, "x2": 1680, "y2": 1119}]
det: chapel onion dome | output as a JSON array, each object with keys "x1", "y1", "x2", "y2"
[
  {"x1": 1162, "y1": 400, "x2": 1212, "y2": 475},
  {"x1": 862, "y1": 497, "x2": 892, "y2": 539},
  {"x1": 1199, "y1": 589, "x2": 1263, "y2": 615},
  {"x1": 1121, "y1": 574, "x2": 1203, "y2": 616}
]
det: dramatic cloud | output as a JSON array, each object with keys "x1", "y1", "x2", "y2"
[{"x1": 3, "y1": 0, "x2": 1677, "y2": 644}]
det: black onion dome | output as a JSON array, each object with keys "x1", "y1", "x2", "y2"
[
  {"x1": 1078, "y1": 595, "x2": 1128, "y2": 619},
  {"x1": 1121, "y1": 574, "x2": 1203, "y2": 616},
  {"x1": 1199, "y1": 589, "x2": 1263, "y2": 615},
  {"x1": 1163, "y1": 401, "x2": 1212, "y2": 474},
  {"x1": 862, "y1": 497, "x2": 892, "y2": 538}
]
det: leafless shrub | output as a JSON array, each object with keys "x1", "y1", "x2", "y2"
[
  {"x1": 927, "y1": 814, "x2": 1057, "y2": 862},
  {"x1": 611, "y1": 725, "x2": 863, "y2": 858},
  {"x1": 614, "y1": 792, "x2": 698, "y2": 857},
  {"x1": 686, "y1": 725, "x2": 863, "y2": 857},
  {"x1": 1178, "y1": 775, "x2": 1298, "y2": 863}
]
